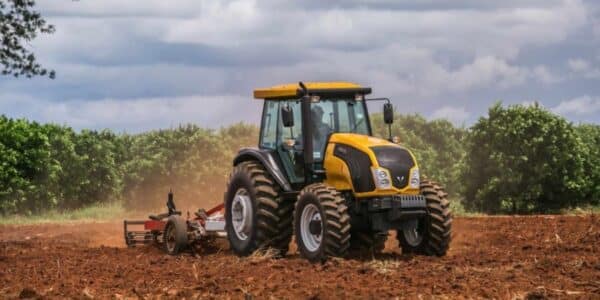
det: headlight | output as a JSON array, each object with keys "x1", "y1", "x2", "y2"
[
  {"x1": 409, "y1": 168, "x2": 420, "y2": 188},
  {"x1": 372, "y1": 168, "x2": 392, "y2": 189}
]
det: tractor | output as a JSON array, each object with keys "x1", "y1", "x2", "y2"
[{"x1": 224, "y1": 82, "x2": 452, "y2": 262}]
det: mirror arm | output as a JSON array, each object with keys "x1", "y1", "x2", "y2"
[
  {"x1": 388, "y1": 120, "x2": 392, "y2": 142},
  {"x1": 367, "y1": 98, "x2": 394, "y2": 141},
  {"x1": 365, "y1": 97, "x2": 391, "y2": 104}
]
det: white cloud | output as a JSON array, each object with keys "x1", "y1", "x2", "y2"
[
  {"x1": 449, "y1": 56, "x2": 529, "y2": 90},
  {"x1": 430, "y1": 106, "x2": 470, "y2": 125},
  {"x1": 567, "y1": 58, "x2": 600, "y2": 79},
  {"x1": 532, "y1": 65, "x2": 562, "y2": 84},
  {"x1": 164, "y1": 1, "x2": 262, "y2": 47},
  {"x1": 33, "y1": 0, "x2": 586, "y2": 93},
  {"x1": 299, "y1": 46, "x2": 532, "y2": 98},
  {"x1": 551, "y1": 95, "x2": 600, "y2": 115},
  {"x1": 155, "y1": 0, "x2": 587, "y2": 60},
  {"x1": 568, "y1": 58, "x2": 590, "y2": 72},
  {"x1": 37, "y1": 0, "x2": 588, "y2": 63}
]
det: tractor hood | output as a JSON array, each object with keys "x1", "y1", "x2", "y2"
[
  {"x1": 328, "y1": 133, "x2": 397, "y2": 152},
  {"x1": 324, "y1": 133, "x2": 420, "y2": 196}
]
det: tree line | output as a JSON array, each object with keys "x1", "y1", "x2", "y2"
[
  {"x1": 0, "y1": 117, "x2": 257, "y2": 214},
  {"x1": 0, "y1": 103, "x2": 598, "y2": 215}
]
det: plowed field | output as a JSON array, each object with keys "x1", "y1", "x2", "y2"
[{"x1": 1, "y1": 215, "x2": 599, "y2": 299}]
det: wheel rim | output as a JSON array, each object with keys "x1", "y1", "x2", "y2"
[
  {"x1": 300, "y1": 203, "x2": 322, "y2": 252},
  {"x1": 231, "y1": 188, "x2": 252, "y2": 241},
  {"x1": 166, "y1": 224, "x2": 176, "y2": 252},
  {"x1": 403, "y1": 219, "x2": 423, "y2": 247}
]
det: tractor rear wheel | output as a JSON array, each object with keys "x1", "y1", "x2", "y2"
[
  {"x1": 294, "y1": 183, "x2": 350, "y2": 262},
  {"x1": 164, "y1": 215, "x2": 188, "y2": 255},
  {"x1": 397, "y1": 180, "x2": 452, "y2": 256},
  {"x1": 225, "y1": 161, "x2": 293, "y2": 257}
]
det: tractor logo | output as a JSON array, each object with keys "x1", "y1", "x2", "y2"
[{"x1": 397, "y1": 176, "x2": 405, "y2": 184}]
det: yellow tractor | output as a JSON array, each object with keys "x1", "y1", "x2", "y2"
[{"x1": 224, "y1": 82, "x2": 452, "y2": 262}]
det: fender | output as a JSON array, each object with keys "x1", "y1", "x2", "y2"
[{"x1": 233, "y1": 147, "x2": 292, "y2": 192}]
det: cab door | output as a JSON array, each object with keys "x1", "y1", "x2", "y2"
[{"x1": 275, "y1": 100, "x2": 304, "y2": 184}]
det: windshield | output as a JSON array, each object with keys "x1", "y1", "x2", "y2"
[
  {"x1": 311, "y1": 99, "x2": 370, "y2": 135},
  {"x1": 310, "y1": 98, "x2": 370, "y2": 160}
]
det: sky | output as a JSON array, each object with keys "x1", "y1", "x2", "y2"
[{"x1": 0, "y1": 0, "x2": 599, "y2": 132}]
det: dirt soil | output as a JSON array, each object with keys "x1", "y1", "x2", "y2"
[{"x1": 1, "y1": 215, "x2": 599, "y2": 299}]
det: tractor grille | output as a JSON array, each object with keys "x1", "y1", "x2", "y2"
[
  {"x1": 371, "y1": 146, "x2": 415, "y2": 189},
  {"x1": 333, "y1": 144, "x2": 375, "y2": 193}
]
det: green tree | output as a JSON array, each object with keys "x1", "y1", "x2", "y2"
[
  {"x1": 62, "y1": 129, "x2": 122, "y2": 208},
  {"x1": 120, "y1": 123, "x2": 259, "y2": 210},
  {"x1": 576, "y1": 124, "x2": 600, "y2": 205},
  {"x1": 0, "y1": 117, "x2": 60, "y2": 213},
  {"x1": 0, "y1": 0, "x2": 55, "y2": 78},
  {"x1": 463, "y1": 103, "x2": 587, "y2": 214}
]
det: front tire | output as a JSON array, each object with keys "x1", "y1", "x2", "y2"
[
  {"x1": 294, "y1": 184, "x2": 350, "y2": 262},
  {"x1": 225, "y1": 161, "x2": 293, "y2": 256},
  {"x1": 397, "y1": 180, "x2": 452, "y2": 256}
]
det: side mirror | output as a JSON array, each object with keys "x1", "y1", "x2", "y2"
[
  {"x1": 281, "y1": 105, "x2": 294, "y2": 127},
  {"x1": 383, "y1": 103, "x2": 394, "y2": 124}
]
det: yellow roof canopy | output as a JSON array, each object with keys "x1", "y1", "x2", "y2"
[{"x1": 253, "y1": 81, "x2": 371, "y2": 100}]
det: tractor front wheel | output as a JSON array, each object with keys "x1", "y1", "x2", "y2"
[
  {"x1": 397, "y1": 180, "x2": 452, "y2": 256},
  {"x1": 294, "y1": 184, "x2": 350, "y2": 262}
]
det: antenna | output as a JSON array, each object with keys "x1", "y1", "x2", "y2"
[{"x1": 298, "y1": 81, "x2": 308, "y2": 95}]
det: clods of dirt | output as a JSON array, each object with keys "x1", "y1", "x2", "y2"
[{"x1": 0, "y1": 215, "x2": 599, "y2": 298}]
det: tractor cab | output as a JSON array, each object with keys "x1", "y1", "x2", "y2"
[{"x1": 254, "y1": 82, "x2": 394, "y2": 187}]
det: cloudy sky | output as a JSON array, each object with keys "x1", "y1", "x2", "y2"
[{"x1": 1, "y1": 0, "x2": 599, "y2": 132}]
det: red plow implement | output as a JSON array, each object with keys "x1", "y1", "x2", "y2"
[{"x1": 123, "y1": 191, "x2": 225, "y2": 255}]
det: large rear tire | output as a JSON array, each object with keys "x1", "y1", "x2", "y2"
[
  {"x1": 294, "y1": 184, "x2": 350, "y2": 262},
  {"x1": 397, "y1": 180, "x2": 452, "y2": 256},
  {"x1": 225, "y1": 161, "x2": 293, "y2": 257}
]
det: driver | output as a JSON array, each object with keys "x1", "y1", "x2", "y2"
[{"x1": 311, "y1": 105, "x2": 331, "y2": 156}]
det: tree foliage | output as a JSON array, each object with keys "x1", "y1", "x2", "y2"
[
  {"x1": 462, "y1": 103, "x2": 591, "y2": 213},
  {"x1": 121, "y1": 123, "x2": 258, "y2": 210},
  {"x1": 575, "y1": 124, "x2": 600, "y2": 205},
  {"x1": 0, "y1": 0, "x2": 55, "y2": 78},
  {"x1": 0, "y1": 117, "x2": 123, "y2": 213},
  {"x1": 0, "y1": 115, "x2": 258, "y2": 214}
]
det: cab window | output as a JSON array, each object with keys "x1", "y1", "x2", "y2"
[
  {"x1": 259, "y1": 101, "x2": 278, "y2": 149},
  {"x1": 277, "y1": 100, "x2": 302, "y2": 144}
]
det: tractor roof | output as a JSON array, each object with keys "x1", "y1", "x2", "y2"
[{"x1": 253, "y1": 81, "x2": 372, "y2": 100}]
